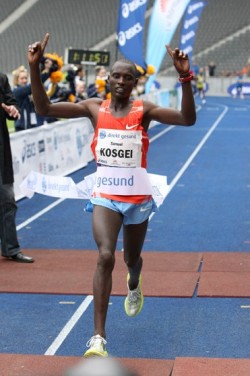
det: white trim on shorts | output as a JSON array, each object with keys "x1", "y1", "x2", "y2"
[{"x1": 89, "y1": 197, "x2": 157, "y2": 225}]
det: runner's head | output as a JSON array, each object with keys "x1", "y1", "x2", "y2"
[{"x1": 108, "y1": 60, "x2": 138, "y2": 99}]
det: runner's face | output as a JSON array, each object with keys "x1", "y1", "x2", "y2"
[{"x1": 109, "y1": 62, "x2": 136, "y2": 98}]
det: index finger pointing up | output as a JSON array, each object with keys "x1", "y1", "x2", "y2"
[
  {"x1": 41, "y1": 33, "x2": 50, "y2": 51},
  {"x1": 166, "y1": 45, "x2": 174, "y2": 59}
]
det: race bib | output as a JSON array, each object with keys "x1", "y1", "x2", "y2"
[{"x1": 95, "y1": 129, "x2": 143, "y2": 167}]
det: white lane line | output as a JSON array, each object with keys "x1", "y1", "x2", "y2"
[
  {"x1": 169, "y1": 105, "x2": 228, "y2": 191},
  {"x1": 149, "y1": 105, "x2": 228, "y2": 220},
  {"x1": 149, "y1": 125, "x2": 175, "y2": 143},
  {"x1": 44, "y1": 295, "x2": 93, "y2": 356},
  {"x1": 17, "y1": 198, "x2": 65, "y2": 231}
]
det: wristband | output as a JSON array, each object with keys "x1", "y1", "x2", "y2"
[{"x1": 178, "y1": 72, "x2": 193, "y2": 83}]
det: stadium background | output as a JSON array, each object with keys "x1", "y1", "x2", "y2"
[
  {"x1": 1, "y1": 2, "x2": 250, "y2": 375},
  {"x1": 0, "y1": 0, "x2": 250, "y2": 92}
]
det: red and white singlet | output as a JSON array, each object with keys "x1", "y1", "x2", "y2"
[{"x1": 91, "y1": 99, "x2": 151, "y2": 204}]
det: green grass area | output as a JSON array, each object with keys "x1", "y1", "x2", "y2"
[{"x1": 7, "y1": 119, "x2": 15, "y2": 133}]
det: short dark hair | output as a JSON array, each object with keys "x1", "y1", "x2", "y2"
[{"x1": 111, "y1": 59, "x2": 137, "y2": 78}]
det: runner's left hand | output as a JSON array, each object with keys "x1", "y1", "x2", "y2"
[{"x1": 166, "y1": 46, "x2": 190, "y2": 75}]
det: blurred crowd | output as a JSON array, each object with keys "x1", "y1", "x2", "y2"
[{"x1": 8, "y1": 52, "x2": 111, "y2": 131}]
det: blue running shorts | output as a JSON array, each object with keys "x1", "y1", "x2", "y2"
[{"x1": 88, "y1": 197, "x2": 157, "y2": 225}]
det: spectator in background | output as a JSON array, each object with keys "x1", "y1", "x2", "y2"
[
  {"x1": 95, "y1": 66, "x2": 110, "y2": 99},
  {"x1": 190, "y1": 60, "x2": 200, "y2": 95},
  {"x1": 74, "y1": 65, "x2": 85, "y2": 85},
  {"x1": 132, "y1": 64, "x2": 155, "y2": 97},
  {"x1": 86, "y1": 82, "x2": 99, "y2": 98},
  {"x1": 0, "y1": 72, "x2": 34, "y2": 262},
  {"x1": 234, "y1": 74, "x2": 244, "y2": 99},
  {"x1": 85, "y1": 66, "x2": 110, "y2": 100},
  {"x1": 195, "y1": 67, "x2": 206, "y2": 104},
  {"x1": 191, "y1": 60, "x2": 199, "y2": 77},
  {"x1": 208, "y1": 61, "x2": 216, "y2": 77},
  {"x1": 12, "y1": 63, "x2": 52, "y2": 131},
  {"x1": 74, "y1": 80, "x2": 86, "y2": 102},
  {"x1": 241, "y1": 64, "x2": 249, "y2": 78},
  {"x1": 65, "y1": 67, "x2": 77, "y2": 95},
  {"x1": 132, "y1": 74, "x2": 147, "y2": 97},
  {"x1": 43, "y1": 53, "x2": 75, "y2": 122}
]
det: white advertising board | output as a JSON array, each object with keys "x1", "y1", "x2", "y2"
[{"x1": 10, "y1": 118, "x2": 94, "y2": 200}]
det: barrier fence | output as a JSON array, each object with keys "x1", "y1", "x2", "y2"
[{"x1": 11, "y1": 118, "x2": 94, "y2": 200}]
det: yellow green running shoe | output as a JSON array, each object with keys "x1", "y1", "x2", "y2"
[
  {"x1": 83, "y1": 335, "x2": 108, "y2": 357},
  {"x1": 124, "y1": 274, "x2": 144, "y2": 317}
]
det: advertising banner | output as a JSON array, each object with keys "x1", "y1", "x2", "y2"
[
  {"x1": 179, "y1": 0, "x2": 207, "y2": 68},
  {"x1": 11, "y1": 118, "x2": 94, "y2": 200},
  {"x1": 117, "y1": 0, "x2": 148, "y2": 68},
  {"x1": 145, "y1": 0, "x2": 190, "y2": 93}
]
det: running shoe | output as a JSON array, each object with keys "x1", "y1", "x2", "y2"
[
  {"x1": 124, "y1": 274, "x2": 144, "y2": 317},
  {"x1": 83, "y1": 334, "x2": 108, "y2": 357}
]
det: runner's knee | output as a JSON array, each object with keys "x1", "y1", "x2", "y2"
[{"x1": 97, "y1": 250, "x2": 115, "y2": 272}]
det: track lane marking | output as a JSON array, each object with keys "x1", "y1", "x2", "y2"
[
  {"x1": 149, "y1": 104, "x2": 228, "y2": 220},
  {"x1": 44, "y1": 295, "x2": 93, "y2": 355},
  {"x1": 17, "y1": 198, "x2": 65, "y2": 230}
]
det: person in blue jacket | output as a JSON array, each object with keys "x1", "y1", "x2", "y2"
[{"x1": 12, "y1": 59, "x2": 54, "y2": 131}]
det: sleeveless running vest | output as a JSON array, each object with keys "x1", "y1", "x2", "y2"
[{"x1": 91, "y1": 99, "x2": 150, "y2": 204}]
